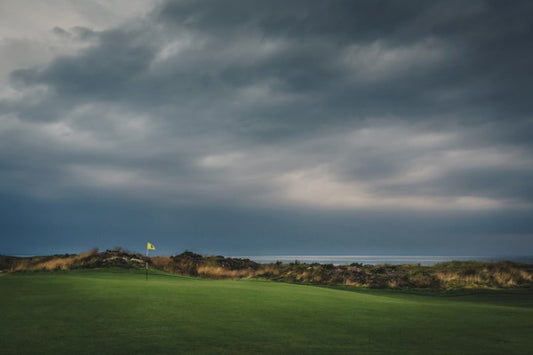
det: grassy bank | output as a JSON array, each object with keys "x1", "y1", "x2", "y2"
[
  {"x1": 4, "y1": 250, "x2": 532, "y2": 290},
  {"x1": 1, "y1": 269, "x2": 532, "y2": 354}
]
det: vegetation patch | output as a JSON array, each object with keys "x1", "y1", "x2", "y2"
[{"x1": 2, "y1": 250, "x2": 532, "y2": 290}]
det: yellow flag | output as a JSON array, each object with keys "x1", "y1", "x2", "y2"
[{"x1": 147, "y1": 242, "x2": 156, "y2": 250}]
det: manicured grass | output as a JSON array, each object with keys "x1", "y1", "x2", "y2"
[{"x1": 1, "y1": 269, "x2": 532, "y2": 354}]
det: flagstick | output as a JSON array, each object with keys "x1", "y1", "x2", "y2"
[{"x1": 146, "y1": 246, "x2": 148, "y2": 281}]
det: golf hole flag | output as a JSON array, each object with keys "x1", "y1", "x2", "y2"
[{"x1": 147, "y1": 242, "x2": 156, "y2": 250}]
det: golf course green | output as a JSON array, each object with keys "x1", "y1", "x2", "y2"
[{"x1": 1, "y1": 269, "x2": 532, "y2": 354}]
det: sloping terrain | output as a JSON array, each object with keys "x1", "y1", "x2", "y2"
[
  {"x1": 1, "y1": 269, "x2": 532, "y2": 354},
  {"x1": 2, "y1": 250, "x2": 532, "y2": 290}
]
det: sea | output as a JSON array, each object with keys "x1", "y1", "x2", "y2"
[{"x1": 234, "y1": 255, "x2": 533, "y2": 266}]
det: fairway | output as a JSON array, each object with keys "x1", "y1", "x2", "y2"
[{"x1": 1, "y1": 270, "x2": 532, "y2": 354}]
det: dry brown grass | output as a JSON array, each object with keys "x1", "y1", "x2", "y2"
[
  {"x1": 151, "y1": 256, "x2": 172, "y2": 271},
  {"x1": 432, "y1": 265, "x2": 533, "y2": 288},
  {"x1": 434, "y1": 271, "x2": 458, "y2": 283},
  {"x1": 12, "y1": 259, "x2": 31, "y2": 272},
  {"x1": 196, "y1": 265, "x2": 256, "y2": 278},
  {"x1": 387, "y1": 280, "x2": 401, "y2": 288},
  {"x1": 514, "y1": 271, "x2": 530, "y2": 282},
  {"x1": 38, "y1": 257, "x2": 73, "y2": 271},
  {"x1": 343, "y1": 279, "x2": 359, "y2": 286},
  {"x1": 256, "y1": 265, "x2": 282, "y2": 277},
  {"x1": 10, "y1": 249, "x2": 98, "y2": 271}
]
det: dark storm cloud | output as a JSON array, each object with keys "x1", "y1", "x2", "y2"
[
  {"x1": 10, "y1": 0, "x2": 533, "y2": 131},
  {"x1": 1, "y1": 0, "x2": 533, "y2": 254},
  {"x1": 155, "y1": 0, "x2": 533, "y2": 118},
  {"x1": 158, "y1": 0, "x2": 432, "y2": 41}
]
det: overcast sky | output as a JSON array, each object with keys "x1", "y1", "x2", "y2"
[{"x1": 1, "y1": 0, "x2": 532, "y2": 256}]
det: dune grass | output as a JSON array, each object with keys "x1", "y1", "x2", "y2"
[{"x1": 1, "y1": 269, "x2": 532, "y2": 354}]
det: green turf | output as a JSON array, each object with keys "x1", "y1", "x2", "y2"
[{"x1": 1, "y1": 269, "x2": 532, "y2": 354}]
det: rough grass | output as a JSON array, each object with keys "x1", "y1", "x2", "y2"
[
  {"x1": 3, "y1": 251, "x2": 533, "y2": 290},
  {"x1": 147, "y1": 252, "x2": 533, "y2": 289},
  {"x1": 6, "y1": 249, "x2": 100, "y2": 271},
  {"x1": 1, "y1": 269, "x2": 532, "y2": 354},
  {"x1": 21, "y1": 250, "x2": 98, "y2": 271}
]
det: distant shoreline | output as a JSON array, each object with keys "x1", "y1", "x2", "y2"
[
  {"x1": 231, "y1": 255, "x2": 533, "y2": 266},
  {"x1": 5, "y1": 254, "x2": 533, "y2": 266}
]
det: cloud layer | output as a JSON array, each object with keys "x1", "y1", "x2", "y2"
[{"x1": 1, "y1": 0, "x2": 532, "y2": 254}]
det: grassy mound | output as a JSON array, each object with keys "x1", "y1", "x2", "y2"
[
  {"x1": 1, "y1": 269, "x2": 532, "y2": 354},
  {"x1": 3, "y1": 250, "x2": 533, "y2": 290},
  {"x1": 149, "y1": 251, "x2": 533, "y2": 289}
]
